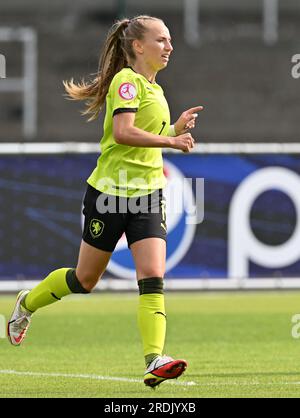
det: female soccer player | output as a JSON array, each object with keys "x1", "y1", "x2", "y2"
[{"x1": 7, "y1": 15, "x2": 203, "y2": 388}]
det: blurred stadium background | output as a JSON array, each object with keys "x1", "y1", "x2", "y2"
[{"x1": 0, "y1": 0, "x2": 300, "y2": 291}]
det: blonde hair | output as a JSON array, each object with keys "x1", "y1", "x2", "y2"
[{"x1": 63, "y1": 15, "x2": 163, "y2": 121}]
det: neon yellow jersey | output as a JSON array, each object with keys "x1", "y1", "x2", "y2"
[{"x1": 87, "y1": 67, "x2": 170, "y2": 197}]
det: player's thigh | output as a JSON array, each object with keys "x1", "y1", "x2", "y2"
[
  {"x1": 130, "y1": 237, "x2": 166, "y2": 280},
  {"x1": 82, "y1": 185, "x2": 125, "y2": 252},
  {"x1": 76, "y1": 240, "x2": 112, "y2": 286},
  {"x1": 80, "y1": 185, "x2": 125, "y2": 286},
  {"x1": 126, "y1": 189, "x2": 167, "y2": 280}
]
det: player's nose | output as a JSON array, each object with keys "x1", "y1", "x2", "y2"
[{"x1": 165, "y1": 41, "x2": 173, "y2": 52}]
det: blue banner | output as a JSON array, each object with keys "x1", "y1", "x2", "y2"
[{"x1": 0, "y1": 153, "x2": 299, "y2": 281}]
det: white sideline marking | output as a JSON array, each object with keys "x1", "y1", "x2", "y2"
[
  {"x1": 0, "y1": 370, "x2": 196, "y2": 387},
  {"x1": 190, "y1": 381, "x2": 300, "y2": 387},
  {"x1": 2, "y1": 370, "x2": 300, "y2": 388}
]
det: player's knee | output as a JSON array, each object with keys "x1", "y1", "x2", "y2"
[
  {"x1": 69, "y1": 268, "x2": 100, "y2": 293},
  {"x1": 78, "y1": 272, "x2": 100, "y2": 292}
]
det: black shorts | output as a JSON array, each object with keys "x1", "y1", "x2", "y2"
[{"x1": 82, "y1": 185, "x2": 167, "y2": 252}]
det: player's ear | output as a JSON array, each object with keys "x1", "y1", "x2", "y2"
[{"x1": 132, "y1": 39, "x2": 144, "y2": 55}]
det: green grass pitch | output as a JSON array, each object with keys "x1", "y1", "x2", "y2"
[{"x1": 1, "y1": 291, "x2": 300, "y2": 398}]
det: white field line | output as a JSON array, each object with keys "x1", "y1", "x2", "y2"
[
  {"x1": 0, "y1": 369, "x2": 197, "y2": 387},
  {"x1": 1, "y1": 370, "x2": 300, "y2": 388},
  {"x1": 185, "y1": 381, "x2": 300, "y2": 387}
]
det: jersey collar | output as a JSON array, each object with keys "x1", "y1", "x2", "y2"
[{"x1": 126, "y1": 66, "x2": 156, "y2": 85}]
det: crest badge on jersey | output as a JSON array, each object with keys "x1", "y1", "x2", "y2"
[{"x1": 118, "y1": 82, "x2": 137, "y2": 100}]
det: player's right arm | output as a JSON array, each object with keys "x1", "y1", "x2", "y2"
[{"x1": 113, "y1": 112, "x2": 195, "y2": 153}]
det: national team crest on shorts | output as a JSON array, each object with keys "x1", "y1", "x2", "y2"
[
  {"x1": 90, "y1": 219, "x2": 104, "y2": 239},
  {"x1": 118, "y1": 82, "x2": 137, "y2": 100}
]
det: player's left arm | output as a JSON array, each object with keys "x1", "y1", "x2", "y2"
[{"x1": 172, "y1": 106, "x2": 204, "y2": 136}]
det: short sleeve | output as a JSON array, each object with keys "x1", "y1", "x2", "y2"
[{"x1": 109, "y1": 72, "x2": 143, "y2": 117}]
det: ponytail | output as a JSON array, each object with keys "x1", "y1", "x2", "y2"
[{"x1": 63, "y1": 15, "x2": 162, "y2": 121}]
